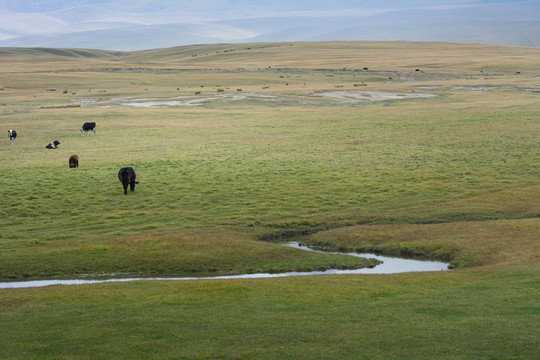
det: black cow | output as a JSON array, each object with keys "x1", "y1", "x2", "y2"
[
  {"x1": 69, "y1": 154, "x2": 79, "y2": 168},
  {"x1": 46, "y1": 140, "x2": 60, "y2": 149},
  {"x1": 8, "y1": 130, "x2": 17, "y2": 145},
  {"x1": 118, "y1": 167, "x2": 139, "y2": 195},
  {"x1": 81, "y1": 122, "x2": 96, "y2": 136}
]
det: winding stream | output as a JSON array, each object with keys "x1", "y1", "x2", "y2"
[{"x1": 0, "y1": 242, "x2": 449, "y2": 289}]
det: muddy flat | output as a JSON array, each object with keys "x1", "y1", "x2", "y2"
[{"x1": 69, "y1": 90, "x2": 437, "y2": 108}]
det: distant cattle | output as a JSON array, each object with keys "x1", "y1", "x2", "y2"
[
  {"x1": 81, "y1": 122, "x2": 96, "y2": 136},
  {"x1": 46, "y1": 140, "x2": 60, "y2": 149},
  {"x1": 69, "y1": 154, "x2": 79, "y2": 168},
  {"x1": 8, "y1": 130, "x2": 17, "y2": 145},
  {"x1": 118, "y1": 167, "x2": 139, "y2": 195}
]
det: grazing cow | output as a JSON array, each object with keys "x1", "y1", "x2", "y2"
[
  {"x1": 69, "y1": 154, "x2": 79, "y2": 168},
  {"x1": 81, "y1": 122, "x2": 96, "y2": 136},
  {"x1": 8, "y1": 130, "x2": 17, "y2": 145},
  {"x1": 118, "y1": 167, "x2": 139, "y2": 195},
  {"x1": 46, "y1": 140, "x2": 60, "y2": 149}
]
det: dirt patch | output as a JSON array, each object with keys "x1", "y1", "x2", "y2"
[
  {"x1": 313, "y1": 90, "x2": 436, "y2": 103},
  {"x1": 450, "y1": 86, "x2": 499, "y2": 92},
  {"x1": 72, "y1": 93, "x2": 318, "y2": 108}
]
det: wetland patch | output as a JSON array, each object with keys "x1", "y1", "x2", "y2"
[{"x1": 71, "y1": 90, "x2": 436, "y2": 108}]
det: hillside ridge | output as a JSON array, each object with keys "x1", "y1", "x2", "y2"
[{"x1": 2, "y1": 41, "x2": 540, "y2": 73}]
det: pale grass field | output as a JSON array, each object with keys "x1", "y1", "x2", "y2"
[
  {"x1": 3, "y1": 41, "x2": 540, "y2": 71},
  {"x1": 1, "y1": 41, "x2": 539, "y2": 360},
  {"x1": 1, "y1": 43, "x2": 539, "y2": 271}
]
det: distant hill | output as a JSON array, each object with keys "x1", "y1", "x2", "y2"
[
  {"x1": 0, "y1": 2, "x2": 539, "y2": 51},
  {"x1": 2, "y1": 41, "x2": 540, "y2": 74}
]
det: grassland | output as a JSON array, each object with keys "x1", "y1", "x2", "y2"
[{"x1": 0, "y1": 41, "x2": 539, "y2": 359}]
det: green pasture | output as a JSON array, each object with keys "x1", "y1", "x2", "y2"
[
  {"x1": 1, "y1": 268, "x2": 538, "y2": 360},
  {"x1": 0, "y1": 42, "x2": 539, "y2": 359}
]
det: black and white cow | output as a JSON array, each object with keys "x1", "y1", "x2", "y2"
[
  {"x1": 46, "y1": 140, "x2": 60, "y2": 149},
  {"x1": 8, "y1": 130, "x2": 17, "y2": 145},
  {"x1": 81, "y1": 122, "x2": 96, "y2": 136},
  {"x1": 118, "y1": 167, "x2": 139, "y2": 195}
]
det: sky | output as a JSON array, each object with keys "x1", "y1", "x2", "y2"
[{"x1": 0, "y1": 0, "x2": 538, "y2": 50}]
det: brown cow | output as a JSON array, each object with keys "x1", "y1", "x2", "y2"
[
  {"x1": 69, "y1": 154, "x2": 78, "y2": 168},
  {"x1": 118, "y1": 167, "x2": 139, "y2": 195}
]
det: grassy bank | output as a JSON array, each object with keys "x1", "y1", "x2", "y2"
[{"x1": 301, "y1": 218, "x2": 540, "y2": 268}]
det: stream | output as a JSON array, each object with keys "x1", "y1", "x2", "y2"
[{"x1": 0, "y1": 242, "x2": 449, "y2": 289}]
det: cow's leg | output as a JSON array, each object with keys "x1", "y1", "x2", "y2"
[
  {"x1": 130, "y1": 181, "x2": 135, "y2": 192},
  {"x1": 93, "y1": 129, "x2": 95, "y2": 135}
]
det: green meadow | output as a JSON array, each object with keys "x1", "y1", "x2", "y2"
[{"x1": 0, "y1": 42, "x2": 539, "y2": 359}]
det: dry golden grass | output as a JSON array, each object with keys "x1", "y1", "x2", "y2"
[{"x1": 2, "y1": 41, "x2": 540, "y2": 73}]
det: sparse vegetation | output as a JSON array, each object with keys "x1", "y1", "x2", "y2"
[{"x1": 39, "y1": 104, "x2": 81, "y2": 109}]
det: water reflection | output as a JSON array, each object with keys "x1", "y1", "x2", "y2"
[
  {"x1": 283, "y1": 242, "x2": 449, "y2": 274},
  {"x1": 0, "y1": 242, "x2": 449, "y2": 289}
]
